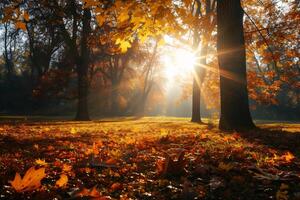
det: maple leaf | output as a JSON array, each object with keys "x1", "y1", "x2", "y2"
[
  {"x1": 116, "y1": 38, "x2": 131, "y2": 53},
  {"x1": 9, "y1": 167, "x2": 46, "y2": 192},
  {"x1": 157, "y1": 149, "x2": 187, "y2": 177},
  {"x1": 55, "y1": 174, "x2": 68, "y2": 188},
  {"x1": 35, "y1": 159, "x2": 48, "y2": 166},
  {"x1": 74, "y1": 186, "x2": 111, "y2": 199}
]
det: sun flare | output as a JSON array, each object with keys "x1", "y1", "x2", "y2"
[{"x1": 161, "y1": 48, "x2": 197, "y2": 82}]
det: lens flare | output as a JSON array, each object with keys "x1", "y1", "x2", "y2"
[{"x1": 162, "y1": 48, "x2": 196, "y2": 82}]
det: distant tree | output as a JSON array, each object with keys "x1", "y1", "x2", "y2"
[
  {"x1": 191, "y1": 0, "x2": 215, "y2": 123},
  {"x1": 50, "y1": 0, "x2": 93, "y2": 120}
]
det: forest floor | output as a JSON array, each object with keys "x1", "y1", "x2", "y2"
[{"x1": 0, "y1": 117, "x2": 299, "y2": 200}]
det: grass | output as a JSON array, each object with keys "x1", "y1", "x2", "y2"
[{"x1": 0, "y1": 117, "x2": 299, "y2": 199}]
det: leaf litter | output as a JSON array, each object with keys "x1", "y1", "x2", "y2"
[{"x1": 0, "y1": 117, "x2": 299, "y2": 199}]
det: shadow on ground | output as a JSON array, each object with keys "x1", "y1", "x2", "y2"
[{"x1": 236, "y1": 127, "x2": 300, "y2": 157}]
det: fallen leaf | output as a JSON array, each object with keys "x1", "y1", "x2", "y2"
[
  {"x1": 75, "y1": 186, "x2": 111, "y2": 199},
  {"x1": 70, "y1": 127, "x2": 77, "y2": 134},
  {"x1": 105, "y1": 158, "x2": 117, "y2": 165},
  {"x1": 9, "y1": 167, "x2": 46, "y2": 192},
  {"x1": 157, "y1": 149, "x2": 187, "y2": 177},
  {"x1": 110, "y1": 182, "x2": 122, "y2": 191},
  {"x1": 62, "y1": 164, "x2": 72, "y2": 172},
  {"x1": 281, "y1": 152, "x2": 295, "y2": 163},
  {"x1": 55, "y1": 174, "x2": 68, "y2": 188},
  {"x1": 35, "y1": 159, "x2": 48, "y2": 166}
]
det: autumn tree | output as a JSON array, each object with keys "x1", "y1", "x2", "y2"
[
  {"x1": 52, "y1": 0, "x2": 92, "y2": 120},
  {"x1": 217, "y1": 0, "x2": 255, "y2": 130},
  {"x1": 1, "y1": 0, "x2": 93, "y2": 119},
  {"x1": 243, "y1": 0, "x2": 300, "y2": 118},
  {"x1": 191, "y1": 0, "x2": 216, "y2": 123}
]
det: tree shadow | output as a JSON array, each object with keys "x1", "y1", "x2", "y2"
[
  {"x1": 0, "y1": 134, "x2": 94, "y2": 154},
  {"x1": 0, "y1": 116, "x2": 143, "y2": 126},
  {"x1": 237, "y1": 126, "x2": 300, "y2": 157}
]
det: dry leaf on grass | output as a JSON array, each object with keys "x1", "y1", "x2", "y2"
[
  {"x1": 157, "y1": 149, "x2": 187, "y2": 177},
  {"x1": 9, "y1": 167, "x2": 46, "y2": 192},
  {"x1": 55, "y1": 174, "x2": 68, "y2": 188},
  {"x1": 35, "y1": 159, "x2": 48, "y2": 166},
  {"x1": 74, "y1": 186, "x2": 111, "y2": 199}
]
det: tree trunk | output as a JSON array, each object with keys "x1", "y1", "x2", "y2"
[
  {"x1": 111, "y1": 79, "x2": 120, "y2": 116},
  {"x1": 191, "y1": 67, "x2": 201, "y2": 122},
  {"x1": 3, "y1": 23, "x2": 15, "y2": 80},
  {"x1": 75, "y1": 8, "x2": 91, "y2": 121},
  {"x1": 191, "y1": 47, "x2": 207, "y2": 123},
  {"x1": 217, "y1": 0, "x2": 255, "y2": 130},
  {"x1": 191, "y1": 0, "x2": 211, "y2": 123}
]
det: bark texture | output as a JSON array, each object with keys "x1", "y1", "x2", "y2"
[
  {"x1": 217, "y1": 0, "x2": 255, "y2": 130},
  {"x1": 75, "y1": 8, "x2": 91, "y2": 121}
]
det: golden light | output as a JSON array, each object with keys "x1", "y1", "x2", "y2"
[{"x1": 161, "y1": 48, "x2": 197, "y2": 82}]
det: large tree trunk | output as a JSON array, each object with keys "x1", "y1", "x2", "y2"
[
  {"x1": 217, "y1": 0, "x2": 255, "y2": 130},
  {"x1": 75, "y1": 8, "x2": 91, "y2": 121}
]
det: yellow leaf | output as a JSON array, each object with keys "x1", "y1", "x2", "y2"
[
  {"x1": 116, "y1": 39, "x2": 131, "y2": 53},
  {"x1": 62, "y1": 164, "x2": 72, "y2": 172},
  {"x1": 35, "y1": 159, "x2": 48, "y2": 166},
  {"x1": 55, "y1": 174, "x2": 68, "y2": 188},
  {"x1": 15, "y1": 21, "x2": 26, "y2": 31},
  {"x1": 70, "y1": 127, "x2": 77, "y2": 134},
  {"x1": 9, "y1": 167, "x2": 46, "y2": 192}
]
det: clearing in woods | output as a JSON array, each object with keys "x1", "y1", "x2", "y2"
[{"x1": 0, "y1": 117, "x2": 299, "y2": 199}]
